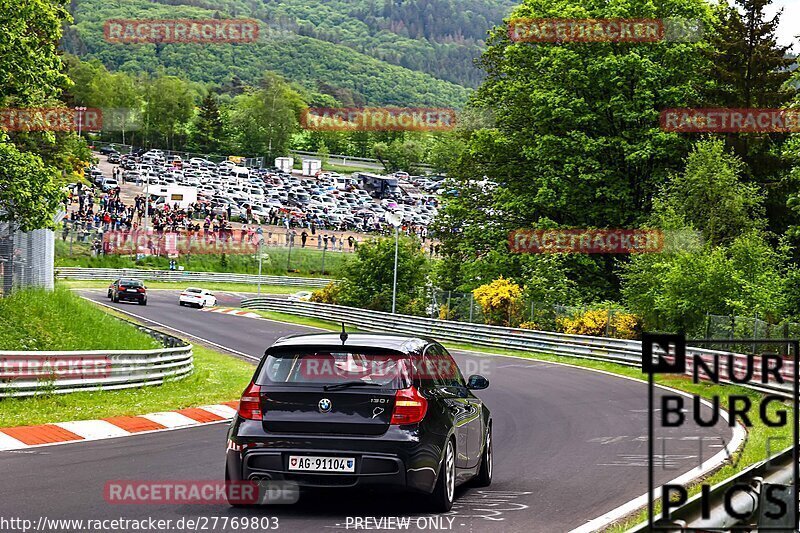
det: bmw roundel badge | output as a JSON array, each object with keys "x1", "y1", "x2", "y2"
[{"x1": 318, "y1": 398, "x2": 332, "y2": 413}]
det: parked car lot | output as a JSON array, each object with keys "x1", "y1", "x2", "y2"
[{"x1": 91, "y1": 149, "x2": 442, "y2": 233}]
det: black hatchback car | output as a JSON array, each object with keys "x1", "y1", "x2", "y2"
[
  {"x1": 107, "y1": 278, "x2": 147, "y2": 305},
  {"x1": 225, "y1": 332, "x2": 491, "y2": 511}
]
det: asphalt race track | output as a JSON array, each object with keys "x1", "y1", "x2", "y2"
[{"x1": 0, "y1": 290, "x2": 733, "y2": 533}]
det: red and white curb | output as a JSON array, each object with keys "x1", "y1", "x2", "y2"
[
  {"x1": 0, "y1": 402, "x2": 238, "y2": 451},
  {"x1": 201, "y1": 307, "x2": 261, "y2": 319}
]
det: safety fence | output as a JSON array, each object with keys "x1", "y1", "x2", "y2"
[
  {"x1": 0, "y1": 221, "x2": 55, "y2": 297},
  {"x1": 56, "y1": 266, "x2": 331, "y2": 287},
  {"x1": 0, "y1": 323, "x2": 193, "y2": 397},
  {"x1": 627, "y1": 445, "x2": 796, "y2": 531},
  {"x1": 239, "y1": 298, "x2": 795, "y2": 398}
]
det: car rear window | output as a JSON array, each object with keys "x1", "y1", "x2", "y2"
[
  {"x1": 185, "y1": 288, "x2": 202, "y2": 293},
  {"x1": 120, "y1": 279, "x2": 143, "y2": 287},
  {"x1": 256, "y1": 349, "x2": 412, "y2": 389}
]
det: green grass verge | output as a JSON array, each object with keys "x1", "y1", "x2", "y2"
[
  {"x1": 228, "y1": 308, "x2": 791, "y2": 531},
  {"x1": 0, "y1": 344, "x2": 254, "y2": 428},
  {"x1": 0, "y1": 288, "x2": 159, "y2": 351},
  {"x1": 57, "y1": 279, "x2": 320, "y2": 294},
  {"x1": 55, "y1": 237, "x2": 349, "y2": 277}
]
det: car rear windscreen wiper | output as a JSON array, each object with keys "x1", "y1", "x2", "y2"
[{"x1": 323, "y1": 381, "x2": 384, "y2": 391}]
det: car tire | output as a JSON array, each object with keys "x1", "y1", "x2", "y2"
[
  {"x1": 179, "y1": 301, "x2": 185, "y2": 306},
  {"x1": 430, "y1": 439, "x2": 455, "y2": 512},
  {"x1": 199, "y1": 301, "x2": 205, "y2": 309},
  {"x1": 225, "y1": 466, "x2": 252, "y2": 508},
  {"x1": 473, "y1": 424, "x2": 492, "y2": 487},
  {"x1": 139, "y1": 299, "x2": 147, "y2": 306},
  {"x1": 112, "y1": 293, "x2": 119, "y2": 303}
]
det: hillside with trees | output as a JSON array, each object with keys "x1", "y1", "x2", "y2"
[{"x1": 61, "y1": 0, "x2": 516, "y2": 107}]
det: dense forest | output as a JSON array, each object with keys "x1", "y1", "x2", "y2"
[{"x1": 60, "y1": 0, "x2": 514, "y2": 106}]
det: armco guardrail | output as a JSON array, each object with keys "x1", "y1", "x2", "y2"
[
  {"x1": 0, "y1": 323, "x2": 193, "y2": 397},
  {"x1": 56, "y1": 267, "x2": 331, "y2": 288},
  {"x1": 627, "y1": 445, "x2": 796, "y2": 531},
  {"x1": 239, "y1": 298, "x2": 796, "y2": 398}
]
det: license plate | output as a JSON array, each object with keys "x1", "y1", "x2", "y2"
[{"x1": 288, "y1": 455, "x2": 355, "y2": 472}]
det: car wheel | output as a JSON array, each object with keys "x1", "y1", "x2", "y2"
[
  {"x1": 430, "y1": 439, "x2": 455, "y2": 512},
  {"x1": 473, "y1": 424, "x2": 492, "y2": 487},
  {"x1": 225, "y1": 466, "x2": 251, "y2": 508},
  {"x1": 112, "y1": 293, "x2": 119, "y2": 303},
  {"x1": 179, "y1": 301, "x2": 185, "y2": 306},
  {"x1": 139, "y1": 299, "x2": 147, "y2": 306}
]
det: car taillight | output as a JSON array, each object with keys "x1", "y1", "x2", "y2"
[
  {"x1": 138, "y1": 288, "x2": 145, "y2": 293},
  {"x1": 238, "y1": 382, "x2": 262, "y2": 420},
  {"x1": 390, "y1": 386, "x2": 427, "y2": 425},
  {"x1": 118, "y1": 287, "x2": 126, "y2": 291}
]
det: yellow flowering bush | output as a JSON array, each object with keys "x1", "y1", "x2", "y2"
[
  {"x1": 518, "y1": 321, "x2": 541, "y2": 330},
  {"x1": 557, "y1": 309, "x2": 640, "y2": 339},
  {"x1": 310, "y1": 281, "x2": 341, "y2": 304},
  {"x1": 472, "y1": 277, "x2": 523, "y2": 326}
]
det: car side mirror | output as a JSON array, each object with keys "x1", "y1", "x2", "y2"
[{"x1": 466, "y1": 374, "x2": 489, "y2": 390}]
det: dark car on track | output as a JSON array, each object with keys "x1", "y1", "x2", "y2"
[
  {"x1": 107, "y1": 278, "x2": 147, "y2": 305},
  {"x1": 225, "y1": 332, "x2": 491, "y2": 512}
]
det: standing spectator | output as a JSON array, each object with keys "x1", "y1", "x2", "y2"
[{"x1": 301, "y1": 230, "x2": 308, "y2": 247}]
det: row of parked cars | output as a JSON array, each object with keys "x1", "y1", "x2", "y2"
[{"x1": 102, "y1": 148, "x2": 441, "y2": 229}]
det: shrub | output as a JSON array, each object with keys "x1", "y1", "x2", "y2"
[
  {"x1": 310, "y1": 281, "x2": 341, "y2": 304},
  {"x1": 518, "y1": 321, "x2": 541, "y2": 330},
  {"x1": 556, "y1": 309, "x2": 641, "y2": 339},
  {"x1": 472, "y1": 277, "x2": 523, "y2": 327}
]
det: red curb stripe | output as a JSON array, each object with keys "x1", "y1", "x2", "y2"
[
  {"x1": 221, "y1": 401, "x2": 240, "y2": 410},
  {"x1": 0, "y1": 424, "x2": 83, "y2": 445},
  {"x1": 176, "y1": 407, "x2": 225, "y2": 423},
  {"x1": 103, "y1": 416, "x2": 166, "y2": 433}
]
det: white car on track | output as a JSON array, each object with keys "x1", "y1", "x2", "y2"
[
  {"x1": 179, "y1": 287, "x2": 217, "y2": 308},
  {"x1": 288, "y1": 290, "x2": 313, "y2": 302}
]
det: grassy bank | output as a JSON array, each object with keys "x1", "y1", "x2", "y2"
[
  {"x1": 58, "y1": 279, "x2": 319, "y2": 294},
  {"x1": 0, "y1": 288, "x2": 159, "y2": 351},
  {"x1": 0, "y1": 345, "x2": 254, "y2": 427},
  {"x1": 55, "y1": 237, "x2": 349, "y2": 277},
  {"x1": 228, "y1": 306, "x2": 791, "y2": 531}
]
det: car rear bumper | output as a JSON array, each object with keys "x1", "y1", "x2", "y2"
[
  {"x1": 226, "y1": 420, "x2": 442, "y2": 494},
  {"x1": 117, "y1": 292, "x2": 145, "y2": 302}
]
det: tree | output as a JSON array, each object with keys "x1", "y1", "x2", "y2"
[
  {"x1": 190, "y1": 92, "x2": 227, "y2": 154},
  {"x1": 143, "y1": 76, "x2": 195, "y2": 150},
  {"x1": 337, "y1": 236, "x2": 428, "y2": 313},
  {"x1": 654, "y1": 139, "x2": 765, "y2": 247},
  {"x1": 703, "y1": 0, "x2": 796, "y2": 231},
  {"x1": 230, "y1": 74, "x2": 304, "y2": 158},
  {"x1": 434, "y1": 0, "x2": 716, "y2": 299},
  {"x1": 373, "y1": 138, "x2": 425, "y2": 172},
  {"x1": 0, "y1": 0, "x2": 77, "y2": 230}
]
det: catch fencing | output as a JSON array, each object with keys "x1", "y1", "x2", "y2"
[
  {"x1": 0, "y1": 221, "x2": 55, "y2": 296},
  {"x1": 0, "y1": 323, "x2": 193, "y2": 397},
  {"x1": 239, "y1": 298, "x2": 796, "y2": 398},
  {"x1": 56, "y1": 266, "x2": 331, "y2": 287}
]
